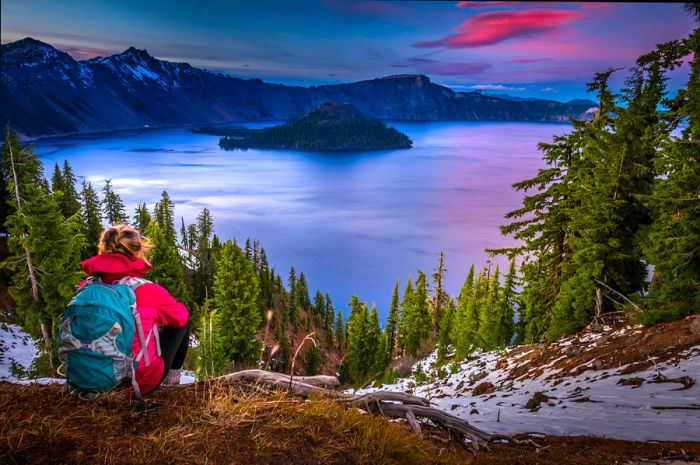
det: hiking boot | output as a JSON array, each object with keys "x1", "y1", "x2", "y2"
[{"x1": 163, "y1": 368, "x2": 181, "y2": 385}]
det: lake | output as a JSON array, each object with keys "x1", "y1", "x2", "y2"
[{"x1": 33, "y1": 121, "x2": 570, "y2": 320}]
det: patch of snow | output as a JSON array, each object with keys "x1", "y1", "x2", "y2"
[
  {"x1": 354, "y1": 344, "x2": 700, "y2": 442},
  {"x1": 181, "y1": 370, "x2": 196, "y2": 384},
  {"x1": 130, "y1": 64, "x2": 159, "y2": 81},
  {"x1": 0, "y1": 323, "x2": 40, "y2": 382}
]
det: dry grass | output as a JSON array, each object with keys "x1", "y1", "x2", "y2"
[
  {"x1": 3, "y1": 382, "x2": 699, "y2": 465},
  {"x1": 0, "y1": 381, "x2": 473, "y2": 465}
]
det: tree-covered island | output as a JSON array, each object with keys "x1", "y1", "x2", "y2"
[{"x1": 198, "y1": 103, "x2": 413, "y2": 151}]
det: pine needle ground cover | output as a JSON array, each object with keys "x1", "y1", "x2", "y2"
[
  {"x1": 2, "y1": 381, "x2": 700, "y2": 465},
  {"x1": 0, "y1": 381, "x2": 474, "y2": 465}
]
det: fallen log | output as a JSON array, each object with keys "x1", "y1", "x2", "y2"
[{"x1": 210, "y1": 369, "x2": 495, "y2": 452}]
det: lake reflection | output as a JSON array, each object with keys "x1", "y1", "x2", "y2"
[{"x1": 34, "y1": 121, "x2": 570, "y2": 319}]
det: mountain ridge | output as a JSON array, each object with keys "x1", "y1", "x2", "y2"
[{"x1": 1, "y1": 37, "x2": 597, "y2": 138}]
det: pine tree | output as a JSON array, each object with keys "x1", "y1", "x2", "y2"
[
  {"x1": 313, "y1": 290, "x2": 325, "y2": 327},
  {"x1": 430, "y1": 251, "x2": 449, "y2": 339},
  {"x1": 2, "y1": 129, "x2": 85, "y2": 363},
  {"x1": 244, "y1": 238, "x2": 253, "y2": 260},
  {"x1": 324, "y1": 292, "x2": 335, "y2": 345},
  {"x1": 373, "y1": 329, "x2": 389, "y2": 375},
  {"x1": 196, "y1": 299, "x2": 228, "y2": 378},
  {"x1": 213, "y1": 240, "x2": 262, "y2": 368},
  {"x1": 272, "y1": 323, "x2": 291, "y2": 373},
  {"x1": 334, "y1": 309, "x2": 345, "y2": 350},
  {"x1": 386, "y1": 281, "x2": 400, "y2": 357},
  {"x1": 144, "y1": 221, "x2": 188, "y2": 304},
  {"x1": 193, "y1": 208, "x2": 215, "y2": 305},
  {"x1": 477, "y1": 265, "x2": 501, "y2": 350},
  {"x1": 345, "y1": 295, "x2": 369, "y2": 383},
  {"x1": 61, "y1": 160, "x2": 80, "y2": 218},
  {"x1": 643, "y1": 31, "x2": 700, "y2": 322},
  {"x1": 297, "y1": 272, "x2": 311, "y2": 311},
  {"x1": 304, "y1": 344, "x2": 323, "y2": 376},
  {"x1": 436, "y1": 297, "x2": 456, "y2": 363},
  {"x1": 102, "y1": 179, "x2": 127, "y2": 225},
  {"x1": 153, "y1": 191, "x2": 176, "y2": 245},
  {"x1": 0, "y1": 129, "x2": 9, "y2": 233},
  {"x1": 491, "y1": 118, "x2": 582, "y2": 342},
  {"x1": 549, "y1": 58, "x2": 677, "y2": 339},
  {"x1": 495, "y1": 260, "x2": 517, "y2": 347},
  {"x1": 398, "y1": 277, "x2": 414, "y2": 355},
  {"x1": 364, "y1": 304, "x2": 381, "y2": 373},
  {"x1": 287, "y1": 267, "x2": 299, "y2": 329},
  {"x1": 133, "y1": 202, "x2": 152, "y2": 233},
  {"x1": 50, "y1": 163, "x2": 64, "y2": 200},
  {"x1": 400, "y1": 271, "x2": 431, "y2": 356},
  {"x1": 80, "y1": 180, "x2": 103, "y2": 257},
  {"x1": 451, "y1": 265, "x2": 480, "y2": 360}
]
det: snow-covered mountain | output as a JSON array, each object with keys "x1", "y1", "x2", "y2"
[
  {"x1": 354, "y1": 316, "x2": 700, "y2": 442},
  {"x1": 1, "y1": 37, "x2": 597, "y2": 137}
]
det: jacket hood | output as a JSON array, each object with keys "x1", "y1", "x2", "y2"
[{"x1": 81, "y1": 253, "x2": 152, "y2": 282}]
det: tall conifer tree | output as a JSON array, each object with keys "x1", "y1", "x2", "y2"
[
  {"x1": 213, "y1": 240, "x2": 262, "y2": 367},
  {"x1": 102, "y1": 179, "x2": 127, "y2": 225},
  {"x1": 2, "y1": 129, "x2": 85, "y2": 361},
  {"x1": 80, "y1": 180, "x2": 103, "y2": 257}
]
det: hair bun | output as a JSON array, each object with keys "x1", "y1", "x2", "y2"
[{"x1": 98, "y1": 224, "x2": 150, "y2": 258}]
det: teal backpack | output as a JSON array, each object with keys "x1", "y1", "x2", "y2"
[{"x1": 58, "y1": 276, "x2": 159, "y2": 400}]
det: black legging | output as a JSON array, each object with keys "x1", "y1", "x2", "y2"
[{"x1": 158, "y1": 322, "x2": 189, "y2": 384}]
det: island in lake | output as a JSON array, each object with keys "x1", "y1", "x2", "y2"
[{"x1": 196, "y1": 103, "x2": 413, "y2": 151}]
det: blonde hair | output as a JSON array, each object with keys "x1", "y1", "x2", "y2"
[{"x1": 98, "y1": 224, "x2": 152, "y2": 258}]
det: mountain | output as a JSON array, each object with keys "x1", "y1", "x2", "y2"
[
  {"x1": 1, "y1": 38, "x2": 596, "y2": 138},
  {"x1": 215, "y1": 103, "x2": 412, "y2": 151}
]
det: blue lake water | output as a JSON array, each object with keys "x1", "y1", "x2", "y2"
[{"x1": 33, "y1": 121, "x2": 570, "y2": 320}]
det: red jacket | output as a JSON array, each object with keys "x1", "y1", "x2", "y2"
[{"x1": 80, "y1": 254, "x2": 188, "y2": 395}]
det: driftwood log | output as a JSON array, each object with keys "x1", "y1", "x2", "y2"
[{"x1": 214, "y1": 370, "x2": 494, "y2": 452}]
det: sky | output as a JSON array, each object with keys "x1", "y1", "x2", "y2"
[{"x1": 1, "y1": 1, "x2": 696, "y2": 101}]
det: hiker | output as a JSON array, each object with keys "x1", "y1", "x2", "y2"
[{"x1": 78, "y1": 224, "x2": 189, "y2": 396}]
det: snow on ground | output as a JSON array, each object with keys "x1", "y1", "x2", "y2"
[
  {"x1": 355, "y1": 330, "x2": 700, "y2": 442},
  {"x1": 1, "y1": 323, "x2": 40, "y2": 381},
  {"x1": 181, "y1": 370, "x2": 196, "y2": 384},
  {"x1": 1, "y1": 324, "x2": 65, "y2": 385}
]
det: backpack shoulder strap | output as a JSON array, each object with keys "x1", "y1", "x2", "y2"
[
  {"x1": 117, "y1": 276, "x2": 152, "y2": 291},
  {"x1": 117, "y1": 276, "x2": 161, "y2": 365}
]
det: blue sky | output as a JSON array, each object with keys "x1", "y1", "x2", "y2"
[{"x1": 1, "y1": 1, "x2": 695, "y2": 101}]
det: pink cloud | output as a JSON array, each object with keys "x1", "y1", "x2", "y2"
[
  {"x1": 456, "y1": 1, "x2": 549, "y2": 9},
  {"x1": 510, "y1": 57, "x2": 551, "y2": 64},
  {"x1": 414, "y1": 9, "x2": 584, "y2": 48},
  {"x1": 62, "y1": 46, "x2": 113, "y2": 60}
]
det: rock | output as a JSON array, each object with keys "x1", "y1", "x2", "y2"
[
  {"x1": 469, "y1": 408, "x2": 479, "y2": 415},
  {"x1": 592, "y1": 359, "x2": 604, "y2": 370},
  {"x1": 525, "y1": 392, "x2": 550, "y2": 411},
  {"x1": 690, "y1": 315, "x2": 700, "y2": 335},
  {"x1": 617, "y1": 377, "x2": 644, "y2": 388},
  {"x1": 472, "y1": 382, "x2": 495, "y2": 396}
]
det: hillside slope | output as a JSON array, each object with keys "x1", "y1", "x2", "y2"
[
  {"x1": 0, "y1": 38, "x2": 596, "y2": 137},
  {"x1": 357, "y1": 315, "x2": 700, "y2": 442}
]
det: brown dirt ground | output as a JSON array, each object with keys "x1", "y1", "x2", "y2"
[
  {"x1": 499, "y1": 315, "x2": 700, "y2": 384},
  {"x1": 1, "y1": 381, "x2": 698, "y2": 465}
]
